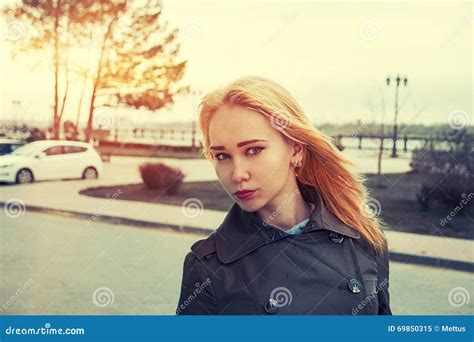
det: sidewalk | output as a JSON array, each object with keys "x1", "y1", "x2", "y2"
[{"x1": 1, "y1": 178, "x2": 472, "y2": 273}]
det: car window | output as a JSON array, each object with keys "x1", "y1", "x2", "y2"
[
  {"x1": 43, "y1": 146, "x2": 64, "y2": 156},
  {"x1": 0, "y1": 144, "x2": 12, "y2": 154},
  {"x1": 11, "y1": 144, "x2": 24, "y2": 152},
  {"x1": 64, "y1": 146, "x2": 88, "y2": 154},
  {"x1": 11, "y1": 142, "x2": 43, "y2": 156}
]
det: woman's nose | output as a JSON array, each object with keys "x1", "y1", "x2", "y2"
[{"x1": 231, "y1": 160, "x2": 250, "y2": 183}]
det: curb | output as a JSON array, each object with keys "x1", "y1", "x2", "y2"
[
  {"x1": 2, "y1": 202, "x2": 473, "y2": 273},
  {"x1": 388, "y1": 252, "x2": 473, "y2": 273}
]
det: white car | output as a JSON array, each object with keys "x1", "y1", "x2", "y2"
[{"x1": 0, "y1": 140, "x2": 103, "y2": 184}]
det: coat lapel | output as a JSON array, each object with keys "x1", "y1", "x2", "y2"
[{"x1": 215, "y1": 190, "x2": 360, "y2": 264}]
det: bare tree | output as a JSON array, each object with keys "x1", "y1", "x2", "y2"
[
  {"x1": 2, "y1": 0, "x2": 115, "y2": 138},
  {"x1": 3, "y1": 1, "x2": 186, "y2": 142},
  {"x1": 83, "y1": 0, "x2": 189, "y2": 141}
]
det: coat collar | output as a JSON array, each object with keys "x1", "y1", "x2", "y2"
[{"x1": 214, "y1": 190, "x2": 360, "y2": 264}]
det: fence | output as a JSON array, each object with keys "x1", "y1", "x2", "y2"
[{"x1": 0, "y1": 123, "x2": 458, "y2": 153}]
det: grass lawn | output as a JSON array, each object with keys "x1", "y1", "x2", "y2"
[
  {"x1": 364, "y1": 172, "x2": 473, "y2": 239},
  {"x1": 80, "y1": 172, "x2": 473, "y2": 240}
]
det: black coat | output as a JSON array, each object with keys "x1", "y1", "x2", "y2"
[{"x1": 176, "y1": 191, "x2": 392, "y2": 315}]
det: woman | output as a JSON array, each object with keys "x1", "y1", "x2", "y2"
[{"x1": 176, "y1": 76, "x2": 392, "y2": 315}]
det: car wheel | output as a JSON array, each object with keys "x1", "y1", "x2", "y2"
[
  {"x1": 16, "y1": 169, "x2": 34, "y2": 184},
  {"x1": 82, "y1": 167, "x2": 98, "y2": 180}
]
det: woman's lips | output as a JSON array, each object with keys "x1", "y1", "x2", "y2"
[{"x1": 234, "y1": 190, "x2": 257, "y2": 201}]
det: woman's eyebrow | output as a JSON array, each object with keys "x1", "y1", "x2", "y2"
[
  {"x1": 209, "y1": 139, "x2": 267, "y2": 150},
  {"x1": 237, "y1": 139, "x2": 267, "y2": 147}
]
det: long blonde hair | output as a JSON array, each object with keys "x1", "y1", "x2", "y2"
[{"x1": 199, "y1": 76, "x2": 387, "y2": 254}]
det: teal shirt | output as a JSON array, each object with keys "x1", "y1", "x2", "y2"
[{"x1": 284, "y1": 202, "x2": 316, "y2": 235}]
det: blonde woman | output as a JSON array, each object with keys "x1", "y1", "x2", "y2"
[{"x1": 176, "y1": 76, "x2": 392, "y2": 315}]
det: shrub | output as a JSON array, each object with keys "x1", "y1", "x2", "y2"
[
  {"x1": 410, "y1": 130, "x2": 473, "y2": 211},
  {"x1": 139, "y1": 162, "x2": 185, "y2": 194}
]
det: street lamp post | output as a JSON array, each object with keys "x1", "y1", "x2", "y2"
[
  {"x1": 386, "y1": 74, "x2": 408, "y2": 158},
  {"x1": 12, "y1": 100, "x2": 21, "y2": 125}
]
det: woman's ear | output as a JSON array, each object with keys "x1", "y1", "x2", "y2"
[
  {"x1": 291, "y1": 142, "x2": 304, "y2": 169},
  {"x1": 292, "y1": 142, "x2": 303, "y2": 157}
]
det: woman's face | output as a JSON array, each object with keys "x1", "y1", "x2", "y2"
[{"x1": 208, "y1": 105, "x2": 301, "y2": 213}]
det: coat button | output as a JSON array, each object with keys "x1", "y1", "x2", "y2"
[
  {"x1": 329, "y1": 232, "x2": 344, "y2": 243},
  {"x1": 264, "y1": 298, "x2": 279, "y2": 314},
  {"x1": 347, "y1": 279, "x2": 362, "y2": 294}
]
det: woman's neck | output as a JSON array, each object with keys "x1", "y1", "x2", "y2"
[{"x1": 256, "y1": 190, "x2": 311, "y2": 231}]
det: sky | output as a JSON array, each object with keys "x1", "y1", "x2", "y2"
[{"x1": 1, "y1": 0, "x2": 472, "y2": 129}]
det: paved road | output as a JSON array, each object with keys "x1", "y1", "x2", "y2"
[{"x1": 0, "y1": 211, "x2": 472, "y2": 315}]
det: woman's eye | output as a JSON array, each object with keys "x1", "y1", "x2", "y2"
[
  {"x1": 214, "y1": 147, "x2": 264, "y2": 161},
  {"x1": 214, "y1": 153, "x2": 229, "y2": 161},
  {"x1": 247, "y1": 147, "x2": 264, "y2": 155}
]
